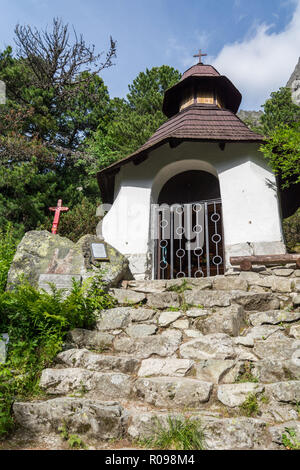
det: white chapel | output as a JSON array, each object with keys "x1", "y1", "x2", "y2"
[{"x1": 96, "y1": 55, "x2": 285, "y2": 280}]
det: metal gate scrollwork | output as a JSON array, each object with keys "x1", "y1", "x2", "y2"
[{"x1": 153, "y1": 199, "x2": 224, "y2": 279}]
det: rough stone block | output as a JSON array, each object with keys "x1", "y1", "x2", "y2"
[
  {"x1": 213, "y1": 276, "x2": 248, "y2": 291},
  {"x1": 233, "y1": 292, "x2": 280, "y2": 311},
  {"x1": 184, "y1": 290, "x2": 232, "y2": 308},
  {"x1": 194, "y1": 360, "x2": 236, "y2": 384},
  {"x1": 129, "y1": 308, "x2": 157, "y2": 322},
  {"x1": 114, "y1": 335, "x2": 181, "y2": 359},
  {"x1": 266, "y1": 381, "x2": 300, "y2": 404},
  {"x1": 172, "y1": 319, "x2": 189, "y2": 329},
  {"x1": 109, "y1": 288, "x2": 146, "y2": 305},
  {"x1": 289, "y1": 325, "x2": 300, "y2": 340},
  {"x1": 158, "y1": 311, "x2": 182, "y2": 326},
  {"x1": 249, "y1": 310, "x2": 300, "y2": 327},
  {"x1": 253, "y1": 337, "x2": 300, "y2": 361},
  {"x1": 56, "y1": 348, "x2": 139, "y2": 373},
  {"x1": 13, "y1": 398, "x2": 124, "y2": 439},
  {"x1": 67, "y1": 328, "x2": 114, "y2": 349},
  {"x1": 217, "y1": 383, "x2": 264, "y2": 407},
  {"x1": 138, "y1": 358, "x2": 194, "y2": 377},
  {"x1": 146, "y1": 292, "x2": 180, "y2": 309},
  {"x1": 271, "y1": 278, "x2": 293, "y2": 293},
  {"x1": 40, "y1": 368, "x2": 132, "y2": 399},
  {"x1": 179, "y1": 334, "x2": 236, "y2": 360},
  {"x1": 125, "y1": 324, "x2": 157, "y2": 338},
  {"x1": 96, "y1": 307, "x2": 131, "y2": 331},
  {"x1": 195, "y1": 305, "x2": 245, "y2": 337},
  {"x1": 134, "y1": 377, "x2": 213, "y2": 408}
]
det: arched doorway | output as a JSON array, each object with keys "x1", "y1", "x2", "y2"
[{"x1": 154, "y1": 170, "x2": 224, "y2": 279}]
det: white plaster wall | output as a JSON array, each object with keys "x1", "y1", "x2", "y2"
[
  {"x1": 101, "y1": 141, "x2": 285, "y2": 277},
  {"x1": 219, "y1": 160, "x2": 282, "y2": 245}
]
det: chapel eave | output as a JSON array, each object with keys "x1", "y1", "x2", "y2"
[{"x1": 97, "y1": 104, "x2": 264, "y2": 204}]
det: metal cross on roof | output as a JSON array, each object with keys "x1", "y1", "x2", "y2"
[{"x1": 193, "y1": 49, "x2": 207, "y2": 65}]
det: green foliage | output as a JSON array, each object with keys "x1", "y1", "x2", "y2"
[
  {"x1": 259, "y1": 87, "x2": 300, "y2": 190},
  {"x1": 260, "y1": 88, "x2": 300, "y2": 137},
  {"x1": 235, "y1": 362, "x2": 259, "y2": 384},
  {"x1": 87, "y1": 66, "x2": 181, "y2": 168},
  {"x1": 281, "y1": 427, "x2": 300, "y2": 450},
  {"x1": 59, "y1": 422, "x2": 86, "y2": 449},
  {"x1": 0, "y1": 277, "x2": 115, "y2": 438},
  {"x1": 283, "y1": 208, "x2": 300, "y2": 253},
  {"x1": 239, "y1": 393, "x2": 259, "y2": 417},
  {"x1": 0, "y1": 20, "x2": 114, "y2": 240},
  {"x1": 166, "y1": 280, "x2": 192, "y2": 294},
  {"x1": 67, "y1": 434, "x2": 86, "y2": 449},
  {"x1": 260, "y1": 123, "x2": 300, "y2": 188},
  {"x1": 39, "y1": 196, "x2": 100, "y2": 243},
  {"x1": 140, "y1": 416, "x2": 206, "y2": 450},
  {"x1": 0, "y1": 224, "x2": 19, "y2": 293}
]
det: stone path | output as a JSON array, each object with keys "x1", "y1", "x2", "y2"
[{"x1": 11, "y1": 271, "x2": 300, "y2": 450}]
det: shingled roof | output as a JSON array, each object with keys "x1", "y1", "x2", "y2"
[
  {"x1": 97, "y1": 104, "x2": 264, "y2": 177},
  {"x1": 163, "y1": 64, "x2": 242, "y2": 117},
  {"x1": 97, "y1": 62, "x2": 264, "y2": 202}
]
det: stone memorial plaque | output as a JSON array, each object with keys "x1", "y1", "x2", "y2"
[
  {"x1": 91, "y1": 243, "x2": 109, "y2": 261},
  {"x1": 38, "y1": 274, "x2": 82, "y2": 295}
]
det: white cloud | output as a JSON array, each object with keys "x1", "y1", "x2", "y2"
[{"x1": 212, "y1": 0, "x2": 300, "y2": 109}]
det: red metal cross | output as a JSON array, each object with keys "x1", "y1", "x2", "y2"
[{"x1": 49, "y1": 199, "x2": 69, "y2": 234}]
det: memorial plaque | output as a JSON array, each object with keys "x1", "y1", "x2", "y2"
[
  {"x1": 91, "y1": 243, "x2": 109, "y2": 261},
  {"x1": 38, "y1": 274, "x2": 82, "y2": 295}
]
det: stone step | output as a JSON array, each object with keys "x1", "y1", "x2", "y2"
[
  {"x1": 56, "y1": 349, "x2": 140, "y2": 374},
  {"x1": 56, "y1": 346, "x2": 300, "y2": 385},
  {"x1": 12, "y1": 395, "x2": 300, "y2": 449},
  {"x1": 133, "y1": 376, "x2": 213, "y2": 409},
  {"x1": 39, "y1": 368, "x2": 132, "y2": 400},
  {"x1": 123, "y1": 274, "x2": 299, "y2": 296},
  {"x1": 67, "y1": 328, "x2": 114, "y2": 350},
  {"x1": 13, "y1": 397, "x2": 124, "y2": 440}
]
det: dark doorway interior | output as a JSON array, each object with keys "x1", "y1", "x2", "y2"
[
  {"x1": 158, "y1": 170, "x2": 221, "y2": 205},
  {"x1": 155, "y1": 170, "x2": 224, "y2": 279}
]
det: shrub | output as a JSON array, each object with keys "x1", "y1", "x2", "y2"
[
  {"x1": 0, "y1": 224, "x2": 20, "y2": 293},
  {"x1": 282, "y1": 427, "x2": 300, "y2": 450},
  {"x1": 239, "y1": 393, "x2": 259, "y2": 417},
  {"x1": 283, "y1": 208, "x2": 300, "y2": 253},
  {"x1": 0, "y1": 276, "x2": 115, "y2": 438}
]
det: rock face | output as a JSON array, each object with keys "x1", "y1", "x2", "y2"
[
  {"x1": 287, "y1": 57, "x2": 300, "y2": 105},
  {"x1": 237, "y1": 110, "x2": 263, "y2": 128},
  {"x1": 10, "y1": 272, "x2": 300, "y2": 449},
  {"x1": 7, "y1": 231, "x2": 132, "y2": 290}
]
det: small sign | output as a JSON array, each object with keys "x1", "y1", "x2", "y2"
[{"x1": 91, "y1": 243, "x2": 109, "y2": 261}]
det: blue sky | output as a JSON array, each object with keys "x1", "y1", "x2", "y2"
[{"x1": 0, "y1": 0, "x2": 299, "y2": 109}]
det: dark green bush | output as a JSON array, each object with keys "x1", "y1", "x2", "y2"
[
  {"x1": 0, "y1": 224, "x2": 20, "y2": 293},
  {"x1": 0, "y1": 277, "x2": 115, "y2": 438},
  {"x1": 283, "y1": 208, "x2": 300, "y2": 253}
]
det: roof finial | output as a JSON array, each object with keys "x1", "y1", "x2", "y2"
[{"x1": 193, "y1": 49, "x2": 207, "y2": 65}]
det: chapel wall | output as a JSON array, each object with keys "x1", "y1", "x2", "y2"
[{"x1": 101, "y1": 141, "x2": 285, "y2": 279}]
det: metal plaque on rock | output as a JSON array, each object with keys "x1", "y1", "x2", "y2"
[{"x1": 91, "y1": 243, "x2": 109, "y2": 261}]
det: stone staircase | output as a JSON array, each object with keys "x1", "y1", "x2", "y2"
[{"x1": 13, "y1": 271, "x2": 300, "y2": 450}]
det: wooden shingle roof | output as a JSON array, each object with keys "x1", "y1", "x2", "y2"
[{"x1": 98, "y1": 104, "x2": 264, "y2": 177}]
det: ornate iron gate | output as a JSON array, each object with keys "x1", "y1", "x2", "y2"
[{"x1": 153, "y1": 199, "x2": 224, "y2": 279}]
